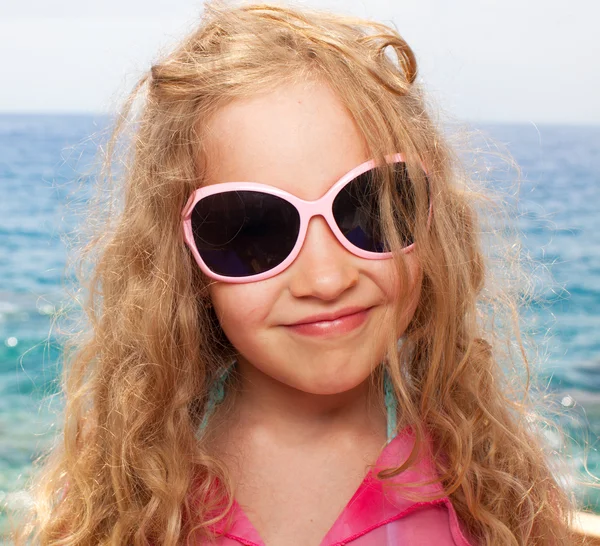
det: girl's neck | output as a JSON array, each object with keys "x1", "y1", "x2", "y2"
[{"x1": 226, "y1": 357, "x2": 388, "y2": 445}]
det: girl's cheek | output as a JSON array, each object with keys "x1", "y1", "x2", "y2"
[
  {"x1": 382, "y1": 256, "x2": 423, "y2": 323},
  {"x1": 375, "y1": 259, "x2": 408, "y2": 302},
  {"x1": 398, "y1": 254, "x2": 422, "y2": 294},
  {"x1": 209, "y1": 282, "x2": 277, "y2": 332}
]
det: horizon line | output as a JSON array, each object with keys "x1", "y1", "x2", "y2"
[{"x1": 0, "y1": 111, "x2": 599, "y2": 129}]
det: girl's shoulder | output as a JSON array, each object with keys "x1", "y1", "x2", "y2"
[{"x1": 336, "y1": 424, "x2": 477, "y2": 546}]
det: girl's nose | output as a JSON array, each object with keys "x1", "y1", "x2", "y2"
[{"x1": 287, "y1": 216, "x2": 359, "y2": 300}]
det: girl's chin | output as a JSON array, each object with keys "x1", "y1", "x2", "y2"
[
  {"x1": 275, "y1": 370, "x2": 373, "y2": 397},
  {"x1": 235, "y1": 353, "x2": 377, "y2": 395}
]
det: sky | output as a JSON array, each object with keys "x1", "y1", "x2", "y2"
[{"x1": 1, "y1": 0, "x2": 598, "y2": 124}]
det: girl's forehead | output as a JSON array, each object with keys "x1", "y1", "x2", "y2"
[{"x1": 199, "y1": 81, "x2": 370, "y2": 199}]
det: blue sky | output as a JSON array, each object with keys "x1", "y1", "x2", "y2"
[{"x1": 2, "y1": 0, "x2": 598, "y2": 124}]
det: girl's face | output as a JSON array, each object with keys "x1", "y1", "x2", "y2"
[{"x1": 202, "y1": 80, "x2": 423, "y2": 396}]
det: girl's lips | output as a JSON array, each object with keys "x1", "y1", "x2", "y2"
[{"x1": 285, "y1": 307, "x2": 372, "y2": 337}]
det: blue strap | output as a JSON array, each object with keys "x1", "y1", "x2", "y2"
[
  {"x1": 198, "y1": 362, "x2": 398, "y2": 443},
  {"x1": 197, "y1": 362, "x2": 234, "y2": 436},
  {"x1": 384, "y1": 367, "x2": 398, "y2": 443}
]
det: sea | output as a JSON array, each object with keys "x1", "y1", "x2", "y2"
[{"x1": 0, "y1": 114, "x2": 599, "y2": 535}]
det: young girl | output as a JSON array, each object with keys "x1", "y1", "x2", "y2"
[{"x1": 11, "y1": 2, "x2": 583, "y2": 545}]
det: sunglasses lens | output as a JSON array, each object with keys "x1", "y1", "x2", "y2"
[
  {"x1": 332, "y1": 163, "x2": 416, "y2": 252},
  {"x1": 191, "y1": 191, "x2": 300, "y2": 277}
]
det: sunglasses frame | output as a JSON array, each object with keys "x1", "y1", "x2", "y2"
[{"x1": 182, "y1": 152, "x2": 432, "y2": 283}]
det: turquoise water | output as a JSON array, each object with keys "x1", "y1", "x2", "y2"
[{"x1": 0, "y1": 115, "x2": 598, "y2": 534}]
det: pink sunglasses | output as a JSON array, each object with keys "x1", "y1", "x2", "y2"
[{"x1": 182, "y1": 153, "x2": 432, "y2": 283}]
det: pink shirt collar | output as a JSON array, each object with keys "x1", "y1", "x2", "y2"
[{"x1": 205, "y1": 425, "x2": 473, "y2": 545}]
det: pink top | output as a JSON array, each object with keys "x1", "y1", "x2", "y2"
[{"x1": 197, "y1": 426, "x2": 476, "y2": 545}]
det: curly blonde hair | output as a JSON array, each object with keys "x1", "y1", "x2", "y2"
[{"x1": 8, "y1": 1, "x2": 591, "y2": 544}]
